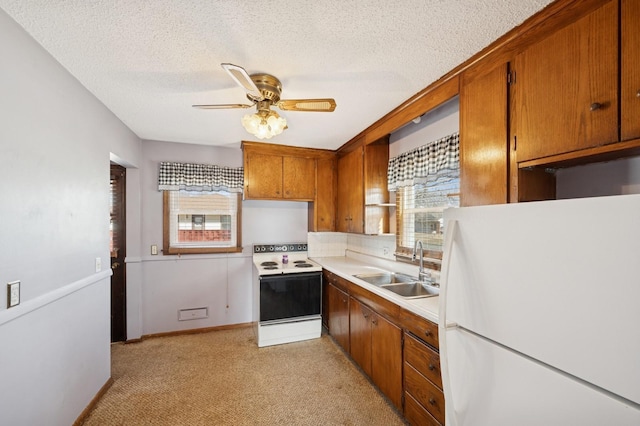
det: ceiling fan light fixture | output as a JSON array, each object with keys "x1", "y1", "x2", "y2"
[{"x1": 241, "y1": 109, "x2": 287, "y2": 140}]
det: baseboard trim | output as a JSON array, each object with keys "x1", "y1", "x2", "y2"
[
  {"x1": 139, "y1": 322, "x2": 253, "y2": 341},
  {"x1": 73, "y1": 377, "x2": 113, "y2": 426}
]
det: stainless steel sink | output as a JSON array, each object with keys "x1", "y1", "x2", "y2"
[
  {"x1": 353, "y1": 272, "x2": 416, "y2": 286},
  {"x1": 353, "y1": 272, "x2": 439, "y2": 299},
  {"x1": 379, "y1": 282, "x2": 439, "y2": 299}
]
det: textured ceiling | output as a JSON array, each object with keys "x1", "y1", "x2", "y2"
[{"x1": 0, "y1": 0, "x2": 554, "y2": 150}]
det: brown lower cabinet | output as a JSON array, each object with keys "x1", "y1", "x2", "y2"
[
  {"x1": 349, "y1": 297, "x2": 403, "y2": 410},
  {"x1": 404, "y1": 333, "x2": 445, "y2": 425},
  {"x1": 327, "y1": 283, "x2": 350, "y2": 352},
  {"x1": 323, "y1": 269, "x2": 444, "y2": 423}
]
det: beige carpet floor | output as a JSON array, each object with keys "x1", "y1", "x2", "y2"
[{"x1": 82, "y1": 327, "x2": 407, "y2": 425}]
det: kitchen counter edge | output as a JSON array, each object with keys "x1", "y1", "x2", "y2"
[{"x1": 311, "y1": 254, "x2": 440, "y2": 324}]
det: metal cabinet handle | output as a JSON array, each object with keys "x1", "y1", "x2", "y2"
[
  {"x1": 363, "y1": 312, "x2": 369, "y2": 319},
  {"x1": 425, "y1": 330, "x2": 432, "y2": 337},
  {"x1": 590, "y1": 102, "x2": 603, "y2": 111},
  {"x1": 112, "y1": 262, "x2": 120, "y2": 269},
  {"x1": 428, "y1": 364, "x2": 436, "y2": 371},
  {"x1": 372, "y1": 319, "x2": 378, "y2": 325},
  {"x1": 429, "y1": 398, "x2": 436, "y2": 405},
  {"x1": 636, "y1": 90, "x2": 640, "y2": 98}
]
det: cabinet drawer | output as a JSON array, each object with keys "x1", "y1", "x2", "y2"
[
  {"x1": 323, "y1": 270, "x2": 350, "y2": 293},
  {"x1": 400, "y1": 308, "x2": 439, "y2": 349},
  {"x1": 404, "y1": 332, "x2": 442, "y2": 389},
  {"x1": 404, "y1": 392, "x2": 442, "y2": 426},
  {"x1": 405, "y1": 363, "x2": 445, "y2": 425}
]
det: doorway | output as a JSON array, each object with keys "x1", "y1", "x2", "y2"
[{"x1": 110, "y1": 164, "x2": 127, "y2": 342}]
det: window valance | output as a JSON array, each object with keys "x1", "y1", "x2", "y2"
[
  {"x1": 158, "y1": 162, "x2": 244, "y2": 193},
  {"x1": 387, "y1": 132, "x2": 459, "y2": 191}
]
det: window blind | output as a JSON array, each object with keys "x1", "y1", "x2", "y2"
[{"x1": 168, "y1": 190, "x2": 238, "y2": 248}]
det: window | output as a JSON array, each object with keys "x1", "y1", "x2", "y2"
[
  {"x1": 388, "y1": 132, "x2": 459, "y2": 265},
  {"x1": 158, "y1": 161, "x2": 244, "y2": 255},
  {"x1": 396, "y1": 170, "x2": 459, "y2": 261},
  {"x1": 163, "y1": 190, "x2": 242, "y2": 254}
]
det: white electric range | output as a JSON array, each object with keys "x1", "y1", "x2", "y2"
[{"x1": 252, "y1": 243, "x2": 323, "y2": 347}]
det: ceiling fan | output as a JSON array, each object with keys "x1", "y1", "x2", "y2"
[{"x1": 193, "y1": 63, "x2": 337, "y2": 139}]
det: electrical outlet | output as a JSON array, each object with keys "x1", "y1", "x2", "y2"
[
  {"x1": 95, "y1": 257, "x2": 102, "y2": 272},
  {"x1": 383, "y1": 247, "x2": 390, "y2": 255},
  {"x1": 151, "y1": 245, "x2": 158, "y2": 255},
  {"x1": 7, "y1": 281, "x2": 20, "y2": 308}
]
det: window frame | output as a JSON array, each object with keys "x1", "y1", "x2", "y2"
[
  {"x1": 162, "y1": 191, "x2": 243, "y2": 255},
  {"x1": 394, "y1": 177, "x2": 459, "y2": 270}
]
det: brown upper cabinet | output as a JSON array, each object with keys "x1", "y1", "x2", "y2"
[
  {"x1": 621, "y1": 0, "x2": 640, "y2": 142},
  {"x1": 243, "y1": 149, "x2": 316, "y2": 200},
  {"x1": 337, "y1": 146, "x2": 364, "y2": 233},
  {"x1": 460, "y1": 63, "x2": 509, "y2": 207},
  {"x1": 310, "y1": 157, "x2": 337, "y2": 232},
  {"x1": 459, "y1": 0, "x2": 640, "y2": 205},
  {"x1": 336, "y1": 136, "x2": 390, "y2": 234},
  {"x1": 340, "y1": 0, "x2": 640, "y2": 208},
  {"x1": 242, "y1": 141, "x2": 337, "y2": 231},
  {"x1": 512, "y1": 0, "x2": 618, "y2": 163}
]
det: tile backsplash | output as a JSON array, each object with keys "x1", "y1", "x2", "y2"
[{"x1": 308, "y1": 232, "x2": 396, "y2": 260}]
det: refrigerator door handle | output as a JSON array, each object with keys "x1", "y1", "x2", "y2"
[{"x1": 439, "y1": 219, "x2": 458, "y2": 426}]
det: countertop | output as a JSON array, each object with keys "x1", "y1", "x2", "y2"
[{"x1": 311, "y1": 251, "x2": 440, "y2": 324}]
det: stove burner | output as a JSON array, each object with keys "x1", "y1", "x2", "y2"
[
  {"x1": 293, "y1": 260, "x2": 307, "y2": 264},
  {"x1": 261, "y1": 261, "x2": 278, "y2": 266},
  {"x1": 263, "y1": 266, "x2": 279, "y2": 270},
  {"x1": 295, "y1": 263, "x2": 313, "y2": 268}
]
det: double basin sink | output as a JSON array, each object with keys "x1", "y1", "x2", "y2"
[{"x1": 352, "y1": 272, "x2": 439, "y2": 299}]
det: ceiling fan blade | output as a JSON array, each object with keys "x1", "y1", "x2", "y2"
[
  {"x1": 192, "y1": 103, "x2": 253, "y2": 109},
  {"x1": 221, "y1": 63, "x2": 263, "y2": 101},
  {"x1": 276, "y1": 98, "x2": 337, "y2": 112}
]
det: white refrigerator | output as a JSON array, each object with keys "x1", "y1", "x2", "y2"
[{"x1": 439, "y1": 194, "x2": 640, "y2": 425}]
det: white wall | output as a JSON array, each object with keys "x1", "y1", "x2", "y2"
[
  {"x1": 556, "y1": 157, "x2": 640, "y2": 198},
  {"x1": 136, "y1": 140, "x2": 309, "y2": 335},
  {"x1": 389, "y1": 96, "x2": 460, "y2": 157},
  {"x1": 0, "y1": 7, "x2": 141, "y2": 426}
]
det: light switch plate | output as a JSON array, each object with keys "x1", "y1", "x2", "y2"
[
  {"x1": 95, "y1": 257, "x2": 101, "y2": 272},
  {"x1": 7, "y1": 281, "x2": 20, "y2": 308},
  {"x1": 151, "y1": 245, "x2": 158, "y2": 255}
]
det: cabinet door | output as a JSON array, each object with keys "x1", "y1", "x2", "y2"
[
  {"x1": 460, "y1": 64, "x2": 508, "y2": 206},
  {"x1": 349, "y1": 297, "x2": 372, "y2": 377},
  {"x1": 245, "y1": 153, "x2": 283, "y2": 199},
  {"x1": 283, "y1": 156, "x2": 316, "y2": 200},
  {"x1": 371, "y1": 312, "x2": 402, "y2": 410},
  {"x1": 337, "y1": 147, "x2": 364, "y2": 233},
  {"x1": 327, "y1": 284, "x2": 350, "y2": 352},
  {"x1": 622, "y1": 0, "x2": 640, "y2": 141},
  {"x1": 364, "y1": 141, "x2": 390, "y2": 234},
  {"x1": 311, "y1": 157, "x2": 336, "y2": 232},
  {"x1": 513, "y1": 1, "x2": 618, "y2": 162},
  {"x1": 405, "y1": 363, "x2": 445, "y2": 424}
]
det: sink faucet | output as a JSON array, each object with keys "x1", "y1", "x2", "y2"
[{"x1": 413, "y1": 240, "x2": 432, "y2": 283}]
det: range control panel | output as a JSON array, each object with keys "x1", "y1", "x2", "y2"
[{"x1": 253, "y1": 243, "x2": 308, "y2": 253}]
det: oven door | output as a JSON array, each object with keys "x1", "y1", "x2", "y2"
[{"x1": 259, "y1": 272, "x2": 322, "y2": 323}]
